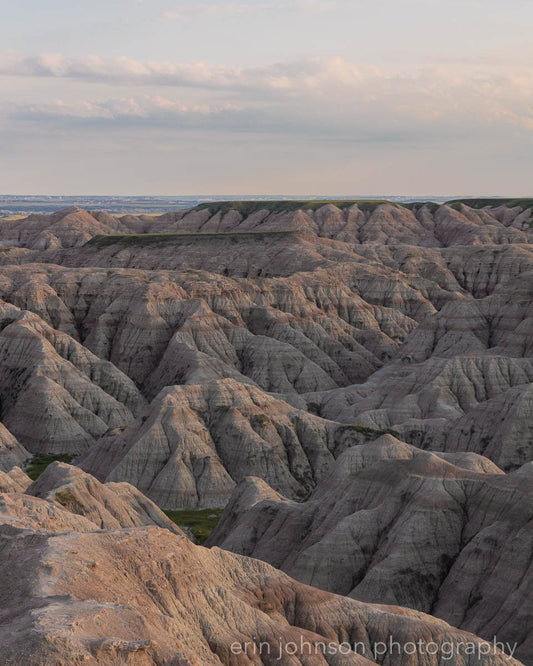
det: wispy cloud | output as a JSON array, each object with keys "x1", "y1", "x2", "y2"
[
  {"x1": 161, "y1": 1, "x2": 335, "y2": 20},
  {"x1": 0, "y1": 51, "x2": 366, "y2": 92},
  {"x1": 1, "y1": 50, "x2": 532, "y2": 134},
  {"x1": 0, "y1": 52, "x2": 238, "y2": 88},
  {"x1": 0, "y1": 47, "x2": 532, "y2": 183},
  {"x1": 1, "y1": 0, "x2": 531, "y2": 194},
  {"x1": 9, "y1": 95, "x2": 243, "y2": 125}
]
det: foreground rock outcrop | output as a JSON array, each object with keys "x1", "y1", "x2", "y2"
[
  {"x1": 0, "y1": 470, "x2": 522, "y2": 665},
  {"x1": 26, "y1": 462, "x2": 185, "y2": 533},
  {"x1": 0, "y1": 466, "x2": 31, "y2": 493},
  {"x1": 208, "y1": 436, "x2": 533, "y2": 663}
]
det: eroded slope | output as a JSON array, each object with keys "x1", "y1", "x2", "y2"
[
  {"x1": 208, "y1": 437, "x2": 533, "y2": 662},
  {"x1": 0, "y1": 468, "x2": 522, "y2": 665}
]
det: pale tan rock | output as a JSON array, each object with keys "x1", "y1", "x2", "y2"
[
  {"x1": 0, "y1": 466, "x2": 31, "y2": 493},
  {"x1": 26, "y1": 462, "x2": 184, "y2": 534},
  {"x1": 0, "y1": 206, "x2": 129, "y2": 249},
  {"x1": 1, "y1": 201, "x2": 531, "y2": 251},
  {"x1": 0, "y1": 201, "x2": 530, "y2": 663},
  {"x1": 0, "y1": 302, "x2": 145, "y2": 454},
  {"x1": 0, "y1": 202, "x2": 531, "y2": 469},
  {"x1": 78, "y1": 378, "x2": 387, "y2": 509},
  {"x1": 314, "y1": 354, "x2": 533, "y2": 469},
  {"x1": 209, "y1": 437, "x2": 532, "y2": 662},
  {"x1": 0, "y1": 499, "x2": 521, "y2": 665},
  {"x1": 0, "y1": 421, "x2": 29, "y2": 472},
  {"x1": 0, "y1": 492, "x2": 100, "y2": 532},
  {"x1": 0, "y1": 264, "x2": 403, "y2": 393},
  {"x1": 78, "y1": 379, "x2": 326, "y2": 507}
]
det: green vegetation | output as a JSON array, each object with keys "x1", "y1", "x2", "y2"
[
  {"x1": 54, "y1": 489, "x2": 84, "y2": 512},
  {"x1": 26, "y1": 454, "x2": 75, "y2": 481},
  {"x1": 250, "y1": 413, "x2": 271, "y2": 427},
  {"x1": 163, "y1": 508, "x2": 224, "y2": 543},
  {"x1": 194, "y1": 199, "x2": 400, "y2": 216},
  {"x1": 88, "y1": 230, "x2": 298, "y2": 247},
  {"x1": 447, "y1": 198, "x2": 533, "y2": 210},
  {"x1": 54, "y1": 489, "x2": 78, "y2": 506},
  {"x1": 404, "y1": 201, "x2": 441, "y2": 214},
  {"x1": 337, "y1": 424, "x2": 400, "y2": 439},
  {"x1": 448, "y1": 201, "x2": 467, "y2": 211}
]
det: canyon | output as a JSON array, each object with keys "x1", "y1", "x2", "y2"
[{"x1": 0, "y1": 199, "x2": 531, "y2": 664}]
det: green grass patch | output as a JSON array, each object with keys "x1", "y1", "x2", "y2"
[
  {"x1": 26, "y1": 454, "x2": 75, "y2": 481},
  {"x1": 336, "y1": 424, "x2": 400, "y2": 439},
  {"x1": 163, "y1": 508, "x2": 224, "y2": 543},
  {"x1": 88, "y1": 230, "x2": 298, "y2": 247},
  {"x1": 53, "y1": 489, "x2": 84, "y2": 513},
  {"x1": 446, "y1": 198, "x2": 533, "y2": 210},
  {"x1": 250, "y1": 413, "x2": 271, "y2": 427},
  {"x1": 194, "y1": 199, "x2": 400, "y2": 216},
  {"x1": 404, "y1": 201, "x2": 441, "y2": 214}
]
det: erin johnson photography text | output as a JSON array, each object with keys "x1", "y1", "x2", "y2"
[{"x1": 230, "y1": 636, "x2": 519, "y2": 661}]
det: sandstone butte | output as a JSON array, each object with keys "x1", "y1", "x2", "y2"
[{"x1": 0, "y1": 199, "x2": 531, "y2": 664}]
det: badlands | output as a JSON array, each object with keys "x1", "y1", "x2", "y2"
[{"x1": 0, "y1": 199, "x2": 531, "y2": 664}]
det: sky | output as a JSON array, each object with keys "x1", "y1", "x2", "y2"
[{"x1": 0, "y1": 0, "x2": 532, "y2": 196}]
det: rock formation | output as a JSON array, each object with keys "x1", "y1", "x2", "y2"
[
  {"x1": 0, "y1": 469, "x2": 522, "y2": 665},
  {"x1": 0, "y1": 466, "x2": 31, "y2": 493},
  {"x1": 26, "y1": 462, "x2": 185, "y2": 533},
  {"x1": 0, "y1": 200, "x2": 531, "y2": 484},
  {"x1": 1, "y1": 201, "x2": 531, "y2": 250},
  {"x1": 208, "y1": 436, "x2": 533, "y2": 663},
  {"x1": 0, "y1": 301, "x2": 144, "y2": 455},
  {"x1": 78, "y1": 378, "x2": 386, "y2": 508},
  {"x1": 0, "y1": 201, "x2": 531, "y2": 472},
  {"x1": 0, "y1": 422, "x2": 29, "y2": 472},
  {"x1": 0, "y1": 199, "x2": 532, "y2": 663}
]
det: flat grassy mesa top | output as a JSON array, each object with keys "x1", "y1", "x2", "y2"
[
  {"x1": 447, "y1": 198, "x2": 533, "y2": 210},
  {"x1": 193, "y1": 199, "x2": 401, "y2": 216},
  {"x1": 87, "y1": 230, "x2": 299, "y2": 247},
  {"x1": 194, "y1": 198, "x2": 533, "y2": 217}
]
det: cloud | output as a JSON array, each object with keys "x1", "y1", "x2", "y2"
[
  {"x1": 161, "y1": 1, "x2": 335, "y2": 20},
  {"x1": 0, "y1": 51, "x2": 365, "y2": 93},
  {"x1": 1, "y1": 52, "x2": 532, "y2": 139},
  {"x1": 9, "y1": 95, "x2": 244, "y2": 127}
]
